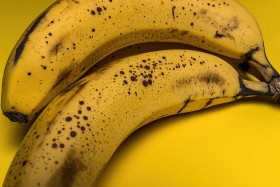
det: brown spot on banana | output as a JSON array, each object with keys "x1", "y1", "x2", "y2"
[
  {"x1": 46, "y1": 149, "x2": 87, "y2": 187},
  {"x1": 200, "y1": 8, "x2": 208, "y2": 15}
]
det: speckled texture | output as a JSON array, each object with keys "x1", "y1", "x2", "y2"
[
  {"x1": 4, "y1": 49, "x2": 270, "y2": 187},
  {"x1": 2, "y1": 0, "x2": 276, "y2": 123}
]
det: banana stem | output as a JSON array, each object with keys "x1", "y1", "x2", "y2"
[
  {"x1": 240, "y1": 78, "x2": 280, "y2": 104},
  {"x1": 269, "y1": 77, "x2": 280, "y2": 104},
  {"x1": 241, "y1": 79, "x2": 270, "y2": 96}
]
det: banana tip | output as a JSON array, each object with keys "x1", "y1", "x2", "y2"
[{"x1": 3, "y1": 111, "x2": 28, "y2": 123}]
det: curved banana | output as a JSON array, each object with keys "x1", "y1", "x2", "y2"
[
  {"x1": 2, "y1": 0, "x2": 279, "y2": 123},
  {"x1": 4, "y1": 49, "x2": 278, "y2": 187}
]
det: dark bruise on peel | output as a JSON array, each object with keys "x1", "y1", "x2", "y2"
[
  {"x1": 47, "y1": 149, "x2": 87, "y2": 187},
  {"x1": 214, "y1": 31, "x2": 226, "y2": 38},
  {"x1": 199, "y1": 72, "x2": 225, "y2": 86},
  {"x1": 71, "y1": 0, "x2": 80, "y2": 4},
  {"x1": 242, "y1": 47, "x2": 260, "y2": 60},
  {"x1": 177, "y1": 97, "x2": 191, "y2": 114},
  {"x1": 175, "y1": 72, "x2": 225, "y2": 90},
  {"x1": 204, "y1": 99, "x2": 213, "y2": 108},
  {"x1": 3, "y1": 111, "x2": 28, "y2": 123},
  {"x1": 172, "y1": 6, "x2": 176, "y2": 20},
  {"x1": 14, "y1": 12, "x2": 47, "y2": 64},
  {"x1": 50, "y1": 42, "x2": 63, "y2": 55}
]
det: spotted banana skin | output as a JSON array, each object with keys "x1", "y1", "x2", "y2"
[
  {"x1": 3, "y1": 49, "x2": 277, "y2": 187},
  {"x1": 2, "y1": 0, "x2": 279, "y2": 123}
]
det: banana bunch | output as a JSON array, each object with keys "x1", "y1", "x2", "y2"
[
  {"x1": 1, "y1": 0, "x2": 280, "y2": 123},
  {"x1": 3, "y1": 49, "x2": 279, "y2": 187},
  {"x1": 2, "y1": 0, "x2": 280, "y2": 186}
]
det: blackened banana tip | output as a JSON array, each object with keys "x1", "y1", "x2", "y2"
[{"x1": 3, "y1": 111, "x2": 28, "y2": 123}]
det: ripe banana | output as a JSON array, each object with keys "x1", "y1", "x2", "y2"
[
  {"x1": 4, "y1": 49, "x2": 278, "y2": 187},
  {"x1": 2, "y1": 0, "x2": 279, "y2": 123}
]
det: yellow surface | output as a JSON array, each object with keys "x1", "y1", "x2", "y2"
[{"x1": 0, "y1": 0, "x2": 280, "y2": 186}]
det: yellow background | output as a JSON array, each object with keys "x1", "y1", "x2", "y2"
[{"x1": 0, "y1": 0, "x2": 280, "y2": 186}]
